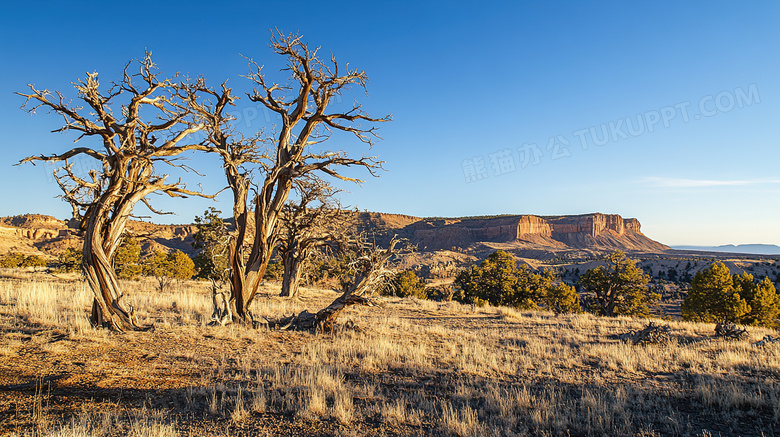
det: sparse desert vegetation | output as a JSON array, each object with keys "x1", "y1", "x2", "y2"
[
  {"x1": 1, "y1": 272, "x2": 778, "y2": 436},
  {"x1": 0, "y1": 6, "x2": 779, "y2": 437}
]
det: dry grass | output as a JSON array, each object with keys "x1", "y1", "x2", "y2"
[
  {"x1": 34, "y1": 411, "x2": 177, "y2": 437},
  {"x1": 0, "y1": 276, "x2": 778, "y2": 436}
]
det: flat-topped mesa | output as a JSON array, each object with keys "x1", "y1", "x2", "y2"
[
  {"x1": 358, "y1": 212, "x2": 421, "y2": 232},
  {"x1": 541, "y1": 213, "x2": 664, "y2": 251},
  {"x1": 395, "y1": 212, "x2": 666, "y2": 252},
  {"x1": 0, "y1": 214, "x2": 70, "y2": 241},
  {"x1": 0, "y1": 214, "x2": 66, "y2": 230}
]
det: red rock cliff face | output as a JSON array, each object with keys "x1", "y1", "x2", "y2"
[
  {"x1": 394, "y1": 213, "x2": 667, "y2": 252},
  {"x1": 624, "y1": 218, "x2": 641, "y2": 233},
  {"x1": 516, "y1": 215, "x2": 552, "y2": 237},
  {"x1": 544, "y1": 213, "x2": 634, "y2": 238},
  {"x1": 10, "y1": 228, "x2": 64, "y2": 240},
  {"x1": 543, "y1": 213, "x2": 651, "y2": 248},
  {"x1": 0, "y1": 214, "x2": 206, "y2": 257},
  {"x1": 126, "y1": 222, "x2": 198, "y2": 254},
  {"x1": 407, "y1": 217, "x2": 521, "y2": 249},
  {"x1": 0, "y1": 214, "x2": 66, "y2": 230}
]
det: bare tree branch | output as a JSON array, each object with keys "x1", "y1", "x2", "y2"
[
  {"x1": 17, "y1": 147, "x2": 108, "y2": 166},
  {"x1": 191, "y1": 30, "x2": 391, "y2": 325},
  {"x1": 17, "y1": 54, "x2": 225, "y2": 331}
]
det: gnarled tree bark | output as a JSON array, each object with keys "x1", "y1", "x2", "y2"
[
  {"x1": 192, "y1": 30, "x2": 390, "y2": 324},
  {"x1": 18, "y1": 54, "x2": 220, "y2": 331}
]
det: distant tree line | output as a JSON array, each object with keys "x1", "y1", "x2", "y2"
[
  {"x1": 5, "y1": 237, "x2": 197, "y2": 293},
  {"x1": 448, "y1": 250, "x2": 780, "y2": 328}
]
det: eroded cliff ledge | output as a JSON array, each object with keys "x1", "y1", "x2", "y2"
[{"x1": 366, "y1": 212, "x2": 669, "y2": 253}]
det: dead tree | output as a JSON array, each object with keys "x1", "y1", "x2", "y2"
[
  {"x1": 192, "y1": 30, "x2": 390, "y2": 324},
  {"x1": 754, "y1": 335, "x2": 779, "y2": 347},
  {"x1": 17, "y1": 54, "x2": 219, "y2": 331},
  {"x1": 615, "y1": 322, "x2": 672, "y2": 345},
  {"x1": 274, "y1": 238, "x2": 400, "y2": 333},
  {"x1": 183, "y1": 78, "x2": 258, "y2": 325},
  {"x1": 715, "y1": 322, "x2": 748, "y2": 339},
  {"x1": 278, "y1": 177, "x2": 353, "y2": 298}
]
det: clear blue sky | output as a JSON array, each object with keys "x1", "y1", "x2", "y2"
[{"x1": 1, "y1": 1, "x2": 778, "y2": 246}]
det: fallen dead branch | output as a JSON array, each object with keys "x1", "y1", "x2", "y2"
[
  {"x1": 715, "y1": 322, "x2": 748, "y2": 340},
  {"x1": 754, "y1": 335, "x2": 779, "y2": 347},
  {"x1": 269, "y1": 238, "x2": 400, "y2": 334},
  {"x1": 615, "y1": 322, "x2": 671, "y2": 345}
]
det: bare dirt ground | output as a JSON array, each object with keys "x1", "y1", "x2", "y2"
[{"x1": 1, "y1": 273, "x2": 779, "y2": 436}]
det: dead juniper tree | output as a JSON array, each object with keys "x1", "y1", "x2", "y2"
[
  {"x1": 17, "y1": 54, "x2": 220, "y2": 331},
  {"x1": 275, "y1": 237, "x2": 401, "y2": 333},
  {"x1": 278, "y1": 177, "x2": 354, "y2": 298},
  {"x1": 183, "y1": 79, "x2": 259, "y2": 325},
  {"x1": 191, "y1": 30, "x2": 390, "y2": 325},
  {"x1": 615, "y1": 322, "x2": 672, "y2": 345}
]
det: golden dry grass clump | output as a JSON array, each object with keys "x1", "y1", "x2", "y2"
[{"x1": 0, "y1": 274, "x2": 778, "y2": 436}]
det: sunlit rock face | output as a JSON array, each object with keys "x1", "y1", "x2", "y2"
[{"x1": 369, "y1": 212, "x2": 668, "y2": 252}]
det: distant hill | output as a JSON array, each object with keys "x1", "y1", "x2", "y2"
[
  {"x1": 0, "y1": 214, "x2": 196, "y2": 258},
  {"x1": 0, "y1": 212, "x2": 670, "y2": 278},
  {"x1": 671, "y1": 244, "x2": 780, "y2": 255},
  {"x1": 358, "y1": 212, "x2": 669, "y2": 257}
]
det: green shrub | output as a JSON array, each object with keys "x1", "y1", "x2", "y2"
[
  {"x1": 23, "y1": 255, "x2": 46, "y2": 268},
  {"x1": 544, "y1": 282, "x2": 581, "y2": 314},
  {"x1": 114, "y1": 237, "x2": 142, "y2": 279},
  {"x1": 682, "y1": 262, "x2": 779, "y2": 328},
  {"x1": 454, "y1": 250, "x2": 574, "y2": 312},
  {"x1": 387, "y1": 270, "x2": 428, "y2": 299},
  {"x1": 0, "y1": 253, "x2": 25, "y2": 268},
  {"x1": 0, "y1": 252, "x2": 47, "y2": 269},
  {"x1": 143, "y1": 250, "x2": 196, "y2": 292},
  {"x1": 58, "y1": 247, "x2": 83, "y2": 273},
  {"x1": 264, "y1": 256, "x2": 284, "y2": 281},
  {"x1": 193, "y1": 208, "x2": 230, "y2": 285}
]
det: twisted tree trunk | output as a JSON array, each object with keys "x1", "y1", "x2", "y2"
[
  {"x1": 225, "y1": 173, "x2": 250, "y2": 324},
  {"x1": 81, "y1": 186, "x2": 154, "y2": 331},
  {"x1": 17, "y1": 54, "x2": 220, "y2": 331},
  {"x1": 191, "y1": 32, "x2": 389, "y2": 326},
  {"x1": 280, "y1": 248, "x2": 304, "y2": 298}
]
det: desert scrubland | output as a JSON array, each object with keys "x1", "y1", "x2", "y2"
[{"x1": 0, "y1": 272, "x2": 778, "y2": 437}]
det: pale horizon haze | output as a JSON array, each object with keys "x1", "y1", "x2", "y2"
[{"x1": 1, "y1": 1, "x2": 778, "y2": 247}]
